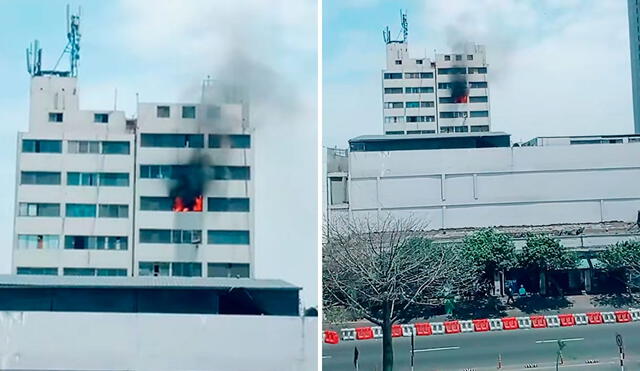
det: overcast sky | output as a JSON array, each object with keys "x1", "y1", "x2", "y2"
[
  {"x1": 0, "y1": 0, "x2": 318, "y2": 306},
  {"x1": 324, "y1": 0, "x2": 634, "y2": 147}
]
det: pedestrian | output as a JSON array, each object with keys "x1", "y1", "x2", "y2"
[
  {"x1": 505, "y1": 285, "x2": 514, "y2": 305},
  {"x1": 519, "y1": 284, "x2": 527, "y2": 297}
]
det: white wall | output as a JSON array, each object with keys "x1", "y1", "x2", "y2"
[{"x1": 0, "y1": 312, "x2": 317, "y2": 371}]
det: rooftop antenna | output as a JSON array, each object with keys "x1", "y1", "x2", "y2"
[
  {"x1": 26, "y1": 40, "x2": 42, "y2": 76},
  {"x1": 383, "y1": 10, "x2": 408, "y2": 44}
]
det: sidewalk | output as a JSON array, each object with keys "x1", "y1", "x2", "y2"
[{"x1": 324, "y1": 293, "x2": 639, "y2": 330}]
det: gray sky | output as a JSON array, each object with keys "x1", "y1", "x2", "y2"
[
  {"x1": 0, "y1": 0, "x2": 318, "y2": 306},
  {"x1": 324, "y1": 0, "x2": 634, "y2": 148}
]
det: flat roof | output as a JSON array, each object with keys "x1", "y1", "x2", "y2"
[
  {"x1": 350, "y1": 131, "x2": 510, "y2": 142},
  {"x1": 0, "y1": 275, "x2": 299, "y2": 290},
  {"x1": 349, "y1": 132, "x2": 511, "y2": 152}
]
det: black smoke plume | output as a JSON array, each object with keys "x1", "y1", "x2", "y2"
[
  {"x1": 450, "y1": 73, "x2": 468, "y2": 103},
  {"x1": 169, "y1": 153, "x2": 209, "y2": 211}
]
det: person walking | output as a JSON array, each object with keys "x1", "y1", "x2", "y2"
[
  {"x1": 505, "y1": 285, "x2": 515, "y2": 305},
  {"x1": 519, "y1": 284, "x2": 527, "y2": 297}
]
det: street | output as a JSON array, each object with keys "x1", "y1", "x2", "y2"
[{"x1": 323, "y1": 322, "x2": 640, "y2": 370}]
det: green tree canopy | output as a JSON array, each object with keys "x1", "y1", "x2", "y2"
[
  {"x1": 462, "y1": 228, "x2": 517, "y2": 276},
  {"x1": 599, "y1": 240, "x2": 640, "y2": 288},
  {"x1": 518, "y1": 234, "x2": 579, "y2": 271}
]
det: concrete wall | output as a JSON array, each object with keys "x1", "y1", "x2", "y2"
[
  {"x1": 0, "y1": 312, "x2": 317, "y2": 371},
  {"x1": 331, "y1": 142, "x2": 640, "y2": 230}
]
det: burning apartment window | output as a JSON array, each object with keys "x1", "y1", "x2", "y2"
[
  {"x1": 207, "y1": 230, "x2": 250, "y2": 245},
  {"x1": 171, "y1": 262, "x2": 202, "y2": 277},
  {"x1": 94, "y1": 113, "x2": 109, "y2": 123},
  {"x1": 207, "y1": 263, "x2": 250, "y2": 278},
  {"x1": 182, "y1": 106, "x2": 196, "y2": 119},
  {"x1": 22, "y1": 139, "x2": 62, "y2": 153},
  {"x1": 208, "y1": 197, "x2": 250, "y2": 212},
  {"x1": 16, "y1": 267, "x2": 57, "y2": 275},
  {"x1": 48, "y1": 112, "x2": 63, "y2": 123},
  {"x1": 139, "y1": 262, "x2": 170, "y2": 277},
  {"x1": 65, "y1": 203, "x2": 97, "y2": 218},
  {"x1": 18, "y1": 203, "x2": 60, "y2": 217},
  {"x1": 156, "y1": 105, "x2": 170, "y2": 118},
  {"x1": 18, "y1": 234, "x2": 59, "y2": 249},
  {"x1": 20, "y1": 171, "x2": 61, "y2": 185},
  {"x1": 208, "y1": 134, "x2": 251, "y2": 148}
]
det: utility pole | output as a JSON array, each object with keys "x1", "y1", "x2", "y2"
[
  {"x1": 556, "y1": 339, "x2": 566, "y2": 371},
  {"x1": 616, "y1": 334, "x2": 624, "y2": 371},
  {"x1": 410, "y1": 331, "x2": 415, "y2": 371}
]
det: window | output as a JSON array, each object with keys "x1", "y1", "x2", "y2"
[
  {"x1": 208, "y1": 134, "x2": 251, "y2": 148},
  {"x1": 157, "y1": 105, "x2": 170, "y2": 118},
  {"x1": 438, "y1": 82, "x2": 454, "y2": 89},
  {"x1": 469, "y1": 96, "x2": 488, "y2": 103},
  {"x1": 98, "y1": 204, "x2": 128, "y2": 218},
  {"x1": 66, "y1": 204, "x2": 97, "y2": 218},
  {"x1": 469, "y1": 81, "x2": 488, "y2": 88},
  {"x1": 444, "y1": 55, "x2": 451, "y2": 61},
  {"x1": 18, "y1": 203, "x2": 60, "y2": 217},
  {"x1": 405, "y1": 87, "x2": 434, "y2": 94},
  {"x1": 406, "y1": 116, "x2": 435, "y2": 122},
  {"x1": 48, "y1": 112, "x2": 63, "y2": 122},
  {"x1": 97, "y1": 268, "x2": 127, "y2": 276},
  {"x1": 440, "y1": 126, "x2": 469, "y2": 133},
  {"x1": 471, "y1": 125, "x2": 490, "y2": 132},
  {"x1": 68, "y1": 141, "x2": 100, "y2": 154},
  {"x1": 101, "y1": 141, "x2": 130, "y2": 154},
  {"x1": 140, "y1": 134, "x2": 204, "y2": 148},
  {"x1": 94, "y1": 113, "x2": 109, "y2": 123},
  {"x1": 140, "y1": 196, "x2": 174, "y2": 211},
  {"x1": 208, "y1": 230, "x2": 250, "y2": 245},
  {"x1": 206, "y1": 105, "x2": 221, "y2": 119},
  {"x1": 416, "y1": 59, "x2": 424, "y2": 65},
  {"x1": 395, "y1": 60, "x2": 402, "y2": 65},
  {"x1": 208, "y1": 263, "x2": 250, "y2": 278},
  {"x1": 467, "y1": 55, "x2": 474, "y2": 60},
  {"x1": 385, "y1": 131, "x2": 404, "y2": 135},
  {"x1": 407, "y1": 130, "x2": 436, "y2": 134},
  {"x1": 22, "y1": 140, "x2": 62, "y2": 153},
  {"x1": 18, "y1": 235, "x2": 59, "y2": 249},
  {"x1": 440, "y1": 111, "x2": 468, "y2": 119},
  {"x1": 384, "y1": 116, "x2": 404, "y2": 124},
  {"x1": 438, "y1": 67, "x2": 466, "y2": 75},
  {"x1": 67, "y1": 172, "x2": 129, "y2": 187},
  {"x1": 139, "y1": 262, "x2": 170, "y2": 277},
  {"x1": 468, "y1": 67, "x2": 487, "y2": 74},
  {"x1": 208, "y1": 198, "x2": 250, "y2": 212},
  {"x1": 99, "y1": 173, "x2": 129, "y2": 186},
  {"x1": 439, "y1": 97, "x2": 456, "y2": 104},
  {"x1": 182, "y1": 105, "x2": 196, "y2": 119},
  {"x1": 384, "y1": 88, "x2": 403, "y2": 94},
  {"x1": 420, "y1": 72, "x2": 433, "y2": 78},
  {"x1": 17, "y1": 267, "x2": 57, "y2": 275},
  {"x1": 470, "y1": 110, "x2": 489, "y2": 118},
  {"x1": 406, "y1": 101, "x2": 434, "y2": 108},
  {"x1": 405, "y1": 73, "x2": 420, "y2": 79},
  {"x1": 211, "y1": 166, "x2": 250, "y2": 180},
  {"x1": 383, "y1": 73, "x2": 402, "y2": 79},
  {"x1": 456, "y1": 55, "x2": 462, "y2": 61},
  {"x1": 171, "y1": 262, "x2": 202, "y2": 277},
  {"x1": 64, "y1": 268, "x2": 96, "y2": 276},
  {"x1": 64, "y1": 236, "x2": 128, "y2": 250},
  {"x1": 21, "y1": 171, "x2": 61, "y2": 185},
  {"x1": 67, "y1": 172, "x2": 98, "y2": 186},
  {"x1": 139, "y1": 229, "x2": 202, "y2": 244},
  {"x1": 384, "y1": 102, "x2": 403, "y2": 109}
]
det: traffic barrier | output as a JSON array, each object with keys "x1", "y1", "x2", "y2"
[
  {"x1": 502, "y1": 317, "x2": 519, "y2": 330},
  {"x1": 558, "y1": 313, "x2": 576, "y2": 327},
  {"x1": 391, "y1": 324, "x2": 403, "y2": 337},
  {"x1": 473, "y1": 318, "x2": 490, "y2": 332},
  {"x1": 602, "y1": 311, "x2": 616, "y2": 323},
  {"x1": 615, "y1": 310, "x2": 632, "y2": 323},
  {"x1": 414, "y1": 322, "x2": 433, "y2": 336},
  {"x1": 545, "y1": 315, "x2": 560, "y2": 327},
  {"x1": 587, "y1": 312, "x2": 603, "y2": 324},
  {"x1": 324, "y1": 330, "x2": 339, "y2": 344},
  {"x1": 372, "y1": 326, "x2": 383, "y2": 338},
  {"x1": 530, "y1": 315, "x2": 547, "y2": 328},
  {"x1": 341, "y1": 328, "x2": 356, "y2": 341},
  {"x1": 401, "y1": 324, "x2": 414, "y2": 337},
  {"x1": 574, "y1": 313, "x2": 588, "y2": 325},
  {"x1": 444, "y1": 320, "x2": 461, "y2": 334},
  {"x1": 489, "y1": 318, "x2": 503, "y2": 331},
  {"x1": 630, "y1": 309, "x2": 640, "y2": 321},
  {"x1": 431, "y1": 322, "x2": 445, "y2": 335},
  {"x1": 460, "y1": 320, "x2": 474, "y2": 333},
  {"x1": 355, "y1": 327, "x2": 374, "y2": 340},
  {"x1": 517, "y1": 316, "x2": 531, "y2": 329}
]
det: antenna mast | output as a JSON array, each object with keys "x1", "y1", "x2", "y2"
[{"x1": 383, "y1": 10, "x2": 408, "y2": 44}]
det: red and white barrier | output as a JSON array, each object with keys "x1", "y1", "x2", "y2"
[{"x1": 326, "y1": 308, "x2": 640, "y2": 343}]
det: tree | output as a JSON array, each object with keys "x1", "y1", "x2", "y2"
[
  {"x1": 462, "y1": 228, "x2": 517, "y2": 294},
  {"x1": 599, "y1": 240, "x2": 640, "y2": 290},
  {"x1": 518, "y1": 234, "x2": 578, "y2": 295},
  {"x1": 323, "y1": 215, "x2": 477, "y2": 371}
]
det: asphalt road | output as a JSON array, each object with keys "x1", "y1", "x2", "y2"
[{"x1": 323, "y1": 322, "x2": 640, "y2": 370}]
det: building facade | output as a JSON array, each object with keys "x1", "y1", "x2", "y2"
[
  {"x1": 628, "y1": 0, "x2": 640, "y2": 134},
  {"x1": 382, "y1": 42, "x2": 491, "y2": 135},
  {"x1": 13, "y1": 75, "x2": 254, "y2": 278}
]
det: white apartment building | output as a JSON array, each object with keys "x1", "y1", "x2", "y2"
[
  {"x1": 13, "y1": 75, "x2": 254, "y2": 279},
  {"x1": 327, "y1": 133, "x2": 640, "y2": 231},
  {"x1": 628, "y1": 0, "x2": 640, "y2": 134},
  {"x1": 382, "y1": 41, "x2": 491, "y2": 135}
]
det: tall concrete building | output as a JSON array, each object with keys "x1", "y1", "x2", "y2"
[
  {"x1": 381, "y1": 15, "x2": 491, "y2": 135},
  {"x1": 628, "y1": 0, "x2": 640, "y2": 133},
  {"x1": 13, "y1": 74, "x2": 254, "y2": 278}
]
